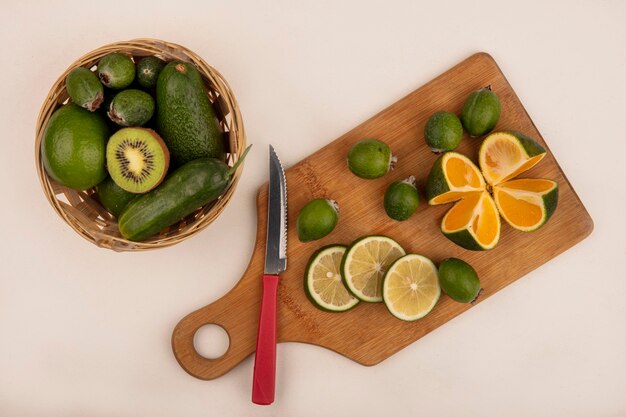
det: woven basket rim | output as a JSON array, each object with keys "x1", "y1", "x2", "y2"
[{"x1": 35, "y1": 38, "x2": 246, "y2": 252}]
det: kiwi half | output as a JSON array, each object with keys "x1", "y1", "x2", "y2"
[{"x1": 106, "y1": 128, "x2": 169, "y2": 193}]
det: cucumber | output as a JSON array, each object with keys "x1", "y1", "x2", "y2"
[
  {"x1": 118, "y1": 146, "x2": 250, "y2": 241},
  {"x1": 156, "y1": 61, "x2": 224, "y2": 166}
]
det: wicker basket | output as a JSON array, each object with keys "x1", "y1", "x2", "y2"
[{"x1": 35, "y1": 38, "x2": 246, "y2": 252}]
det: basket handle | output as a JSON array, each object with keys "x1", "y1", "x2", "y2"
[{"x1": 171, "y1": 278, "x2": 261, "y2": 380}]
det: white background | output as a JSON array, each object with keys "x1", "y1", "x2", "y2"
[{"x1": 1, "y1": 1, "x2": 625, "y2": 416}]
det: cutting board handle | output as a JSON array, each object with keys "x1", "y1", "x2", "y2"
[{"x1": 171, "y1": 278, "x2": 260, "y2": 380}]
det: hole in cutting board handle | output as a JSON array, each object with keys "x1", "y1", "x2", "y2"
[{"x1": 193, "y1": 324, "x2": 230, "y2": 360}]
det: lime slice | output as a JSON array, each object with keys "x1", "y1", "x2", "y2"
[
  {"x1": 383, "y1": 254, "x2": 441, "y2": 321},
  {"x1": 305, "y1": 245, "x2": 360, "y2": 312},
  {"x1": 341, "y1": 236, "x2": 406, "y2": 302}
]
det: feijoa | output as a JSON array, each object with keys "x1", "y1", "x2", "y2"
[
  {"x1": 137, "y1": 56, "x2": 165, "y2": 89},
  {"x1": 384, "y1": 176, "x2": 420, "y2": 221},
  {"x1": 108, "y1": 89, "x2": 155, "y2": 127},
  {"x1": 297, "y1": 199, "x2": 339, "y2": 242},
  {"x1": 461, "y1": 87, "x2": 501, "y2": 137},
  {"x1": 347, "y1": 139, "x2": 395, "y2": 179},
  {"x1": 66, "y1": 67, "x2": 104, "y2": 112},
  {"x1": 96, "y1": 177, "x2": 137, "y2": 217},
  {"x1": 97, "y1": 53, "x2": 135, "y2": 89},
  {"x1": 42, "y1": 104, "x2": 109, "y2": 190},
  {"x1": 424, "y1": 111, "x2": 463, "y2": 153},
  {"x1": 438, "y1": 258, "x2": 481, "y2": 303}
]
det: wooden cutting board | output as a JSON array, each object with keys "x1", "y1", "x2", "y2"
[{"x1": 171, "y1": 52, "x2": 593, "y2": 380}]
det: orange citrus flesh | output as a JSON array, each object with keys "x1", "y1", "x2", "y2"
[
  {"x1": 431, "y1": 191, "x2": 473, "y2": 205},
  {"x1": 494, "y1": 190, "x2": 543, "y2": 228},
  {"x1": 497, "y1": 178, "x2": 555, "y2": 192},
  {"x1": 493, "y1": 179, "x2": 557, "y2": 230},
  {"x1": 442, "y1": 192, "x2": 482, "y2": 231},
  {"x1": 474, "y1": 193, "x2": 500, "y2": 245},
  {"x1": 446, "y1": 155, "x2": 484, "y2": 189},
  {"x1": 480, "y1": 135, "x2": 545, "y2": 185},
  {"x1": 430, "y1": 155, "x2": 485, "y2": 205},
  {"x1": 442, "y1": 192, "x2": 500, "y2": 248}
]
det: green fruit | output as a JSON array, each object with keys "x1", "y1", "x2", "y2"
[
  {"x1": 97, "y1": 53, "x2": 135, "y2": 89},
  {"x1": 304, "y1": 245, "x2": 360, "y2": 312},
  {"x1": 438, "y1": 258, "x2": 481, "y2": 303},
  {"x1": 108, "y1": 89, "x2": 155, "y2": 127},
  {"x1": 106, "y1": 128, "x2": 170, "y2": 194},
  {"x1": 347, "y1": 139, "x2": 395, "y2": 179},
  {"x1": 297, "y1": 199, "x2": 339, "y2": 242},
  {"x1": 118, "y1": 146, "x2": 250, "y2": 241},
  {"x1": 156, "y1": 61, "x2": 223, "y2": 166},
  {"x1": 461, "y1": 87, "x2": 501, "y2": 137},
  {"x1": 424, "y1": 111, "x2": 463, "y2": 152},
  {"x1": 384, "y1": 176, "x2": 420, "y2": 221},
  {"x1": 137, "y1": 56, "x2": 165, "y2": 89},
  {"x1": 66, "y1": 67, "x2": 104, "y2": 112},
  {"x1": 42, "y1": 104, "x2": 109, "y2": 190},
  {"x1": 96, "y1": 177, "x2": 137, "y2": 217}
]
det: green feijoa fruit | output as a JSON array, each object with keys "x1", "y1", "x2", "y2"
[
  {"x1": 424, "y1": 111, "x2": 463, "y2": 153},
  {"x1": 384, "y1": 176, "x2": 420, "y2": 221},
  {"x1": 438, "y1": 258, "x2": 481, "y2": 303},
  {"x1": 106, "y1": 128, "x2": 170, "y2": 194},
  {"x1": 118, "y1": 146, "x2": 251, "y2": 241},
  {"x1": 137, "y1": 56, "x2": 165, "y2": 89},
  {"x1": 66, "y1": 67, "x2": 104, "y2": 112},
  {"x1": 461, "y1": 87, "x2": 501, "y2": 137},
  {"x1": 297, "y1": 199, "x2": 339, "y2": 242},
  {"x1": 96, "y1": 177, "x2": 137, "y2": 217},
  {"x1": 108, "y1": 89, "x2": 155, "y2": 127},
  {"x1": 97, "y1": 53, "x2": 135, "y2": 89},
  {"x1": 42, "y1": 104, "x2": 109, "y2": 190},
  {"x1": 347, "y1": 139, "x2": 395, "y2": 179},
  {"x1": 156, "y1": 61, "x2": 224, "y2": 166}
]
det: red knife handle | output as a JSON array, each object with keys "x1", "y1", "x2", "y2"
[{"x1": 252, "y1": 274, "x2": 279, "y2": 405}]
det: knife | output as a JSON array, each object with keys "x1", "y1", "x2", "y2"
[{"x1": 252, "y1": 145, "x2": 287, "y2": 405}]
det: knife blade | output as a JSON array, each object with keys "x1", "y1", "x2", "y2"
[{"x1": 252, "y1": 145, "x2": 287, "y2": 405}]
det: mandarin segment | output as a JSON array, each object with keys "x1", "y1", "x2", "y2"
[
  {"x1": 494, "y1": 179, "x2": 558, "y2": 231},
  {"x1": 479, "y1": 131, "x2": 546, "y2": 185},
  {"x1": 427, "y1": 152, "x2": 486, "y2": 205},
  {"x1": 441, "y1": 192, "x2": 500, "y2": 250}
]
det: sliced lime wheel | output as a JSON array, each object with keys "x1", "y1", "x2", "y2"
[
  {"x1": 305, "y1": 245, "x2": 360, "y2": 312},
  {"x1": 383, "y1": 254, "x2": 440, "y2": 321},
  {"x1": 341, "y1": 235, "x2": 406, "y2": 302}
]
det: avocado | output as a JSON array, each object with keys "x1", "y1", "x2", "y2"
[{"x1": 156, "y1": 61, "x2": 224, "y2": 166}]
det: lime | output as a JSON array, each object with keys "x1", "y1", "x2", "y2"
[
  {"x1": 305, "y1": 245, "x2": 360, "y2": 312},
  {"x1": 296, "y1": 199, "x2": 339, "y2": 242},
  {"x1": 424, "y1": 111, "x2": 463, "y2": 153},
  {"x1": 347, "y1": 138, "x2": 395, "y2": 179},
  {"x1": 438, "y1": 258, "x2": 481, "y2": 303},
  {"x1": 384, "y1": 176, "x2": 420, "y2": 221},
  {"x1": 461, "y1": 87, "x2": 501, "y2": 137},
  {"x1": 42, "y1": 104, "x2": 109, "y2": 190},
  {"x1": 96, "y1": 177, "x2": 137, "y2": 217},
  {"x1": 383, "y1": 254, "x2": 440, "y2": 321},
  {"x1": 341, "y1": 235, "x2": 406, "y2": 302}
]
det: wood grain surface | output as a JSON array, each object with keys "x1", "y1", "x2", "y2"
[{"x1": 171, "y1": 52, "x2": 593, "y2": 380}]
